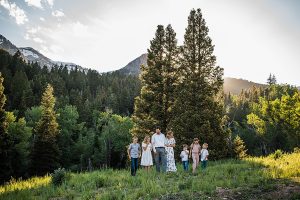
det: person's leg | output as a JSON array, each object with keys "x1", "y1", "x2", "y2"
[
  {"x1": 131, "y1": 158, "x2": 135, "y2": 176},
  {"x1": 161, "y1": 148, "x2": 167, "y2": 173},
  {"x1": 192, "y1": 154, "x2": 197, "y2": 173},
  {"x1": 154, "y1": 148, "x2": 161, "y2": 172},
  {"x1": 134, "y1": 158, "x2": 138, "y2": 175},
  {"x1": 195, "y1": 155, "x2": 199, "y2": 168},
  {"x1": 201, "y1": 160, "x2": 207, "y2": 170}
]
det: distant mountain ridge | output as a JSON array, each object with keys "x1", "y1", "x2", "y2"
[
  {"x1": 0, "y1": 34, "x2": 85, "y2": 71},
  {"x1": 117, "y1": 54, "x2": 267, "y2": 94}
]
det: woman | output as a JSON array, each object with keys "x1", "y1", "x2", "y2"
[
  {"x1": 140, "y1": 135, "x2": 153, "y2": 172},
  {"x1": 165, "y1": 131, "x2": 177, "y2": 172}
]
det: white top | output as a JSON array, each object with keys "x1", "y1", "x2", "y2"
[
  {"x1": 200, "y1": 149, "x2": 209, "y2": 161},
  {"x1": 180, "y1": 150, "x2": 189, "y2": 161},
  {"x1": 151, "y1": 132, "x2": 166, "y2": 153},
  {"x1": 142, "y1": 142, "x2": 152, "y2": 151}
]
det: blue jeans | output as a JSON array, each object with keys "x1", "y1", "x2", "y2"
[
  {"x1": 182, "y1": 161, "x2": 189, "y2": 171},
  {"x1": 131, "y1": 158, "x2": 138, "y2": 176},
  {"x1": 154, "y1": 147, "x2": 167, "y2": 172},
  {"x1": 201, "y1": 160, "x2": 207, "y2": 170}
]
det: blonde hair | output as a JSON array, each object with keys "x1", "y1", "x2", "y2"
[
  {"x1": 132, "y1": 136, "x2": 138, "y2": 141},
  {"x1": 143, "y1": 135, "x2": 150, "y2": 143},
  {"x1": 202, "y1": 143, "x2": 208, "y2": 149},
  {"x1": 166, "y1": 131, "x2": 174, "y2": 138},
  {"x1": 183, "y1": 144, "x2": 188, "y2": 149}
]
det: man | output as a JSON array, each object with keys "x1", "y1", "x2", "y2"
[{"x1": 151, "y1": 127, "x2": 167, "y2": 172}]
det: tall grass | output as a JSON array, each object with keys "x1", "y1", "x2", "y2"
[{"x1": 1, "y1": 152, "x2": 299, "y2": 200}]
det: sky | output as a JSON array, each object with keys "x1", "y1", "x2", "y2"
[{"x1": 0, "y1": 0, "x2": 300, "y2": 85}]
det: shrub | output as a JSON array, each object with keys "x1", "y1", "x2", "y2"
[
  {"x1": 271, "y1": 150, "x2": 283, "y2": 160},
  {"x1": 293, "y1": 147, "x2": 300, "y2": 153},
  {"x1": 51, "y1": 168, "x2": 67, "y2": 186},
  {"x1": 233, "y1": 135, "x2": 247, "y2": 159}
]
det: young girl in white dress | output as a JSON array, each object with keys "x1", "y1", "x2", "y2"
[
  {"x1": 141, "y1": 135, "x2": 153, "y2": 172},
  {"x1": 165, "y1": 131, "x2": 177, "y2": 172}
]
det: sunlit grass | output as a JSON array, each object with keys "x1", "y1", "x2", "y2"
[
  {"x1": 1, "y1": 152, "x2": 299, "y2": 199},
  {"x1": 0, "y1": 175, "x2": 51, "y2": 194}
]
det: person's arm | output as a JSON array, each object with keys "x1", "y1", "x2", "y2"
[
  {"x1": 206, "y1": 150, "x2": 209, "y2": 160},
  {"x1": 138, "y1": 144, "x2": 141, "y2": 158},
  {"x1": 127, "y1": 144, "x2": 131, "y2": 160},
  {"x1": 189, "y1": 144, "x2": 192, "y2": 158},
  {"x1": 171, "y1": 138, "x2": 176, "y2": 148},
  {"x1": 142, "y1": 143, "x2": 148, "y2": 151},
  {"x1": 152, "y1": 135, "x2": 156, "y2": 153}
]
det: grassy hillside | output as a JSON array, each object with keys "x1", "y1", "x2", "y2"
[{"x1": 1, "y1": 152, "x2": 299, "y2": 200}]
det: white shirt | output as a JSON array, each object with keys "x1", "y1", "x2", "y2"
[
  {"x1": 151, "y1": 132, "x2": 166, "y2": 153},
  {"x1": 180, "y1": 150, "x2": 189, "y2": 161},
  {"x1": 200, "y1": 149, "x2": 209, "y2": 161}
]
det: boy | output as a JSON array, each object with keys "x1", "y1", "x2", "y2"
[
  {"x1": 180, "y1": 144, "x2": 189, "y2": 171},
  {"x1": 200, "y1": 143, "x2": 209, "y2": 170},
  {"x1": 127, "y1": 136, "x2": 141, "y2": 176}
]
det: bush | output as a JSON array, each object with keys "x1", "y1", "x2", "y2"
[
  {"x1": 51, "y1": 168, "x2": 67, "y2": 186},
  {"x1": 271, "y1": 150, "x2": 283, "y2": 160},
  {"x1": 293, "y1": 147, "x2": 300, "y2": 153}
]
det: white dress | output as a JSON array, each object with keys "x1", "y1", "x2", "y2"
[
  {"x1": 141, "y1": 142, "x2": 153, "y2": 166},
  {"x1": 166, "y1": 138, "x2": 177, "y2": 172}
]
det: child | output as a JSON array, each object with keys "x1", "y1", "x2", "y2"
[
  {"x1": 189, "y1": 138, "x2": 201, "y2": 174},
  {"x1": 141, "y1": 135, "x2": 153, "y2": 172},
  {"x1": 200, "y1": 143, "x2": 209, "y2": 170},
  {"x1": 127, "y1": 136, "x2": 141, "y2": 176},
  {"x1": 180, "y1": 144, "x2": 189, "y2": 171}
]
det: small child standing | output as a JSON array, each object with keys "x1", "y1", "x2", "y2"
[
  {"x1": 200, "y1": 143, "x2": 209, "y2": 170},
  {"x1": 189, "y1": 138, "x2": 201, "y2": 174},
  {"x1": 180, "y1": 144, "x2": 189, "y2": 171},
  {"x1": 127, "y1": 136, "x2": 141, "y2": 176}
]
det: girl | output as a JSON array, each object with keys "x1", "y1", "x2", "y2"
[
  {"x1": 189, "y1": 138, "x2": 201, "y2": 174},
  {"x1": 165, "y1": 131, "x2": 177, "y2": 172},
  {"x1": 140, "y1": 135, "x2": 153, "y2": 172}
]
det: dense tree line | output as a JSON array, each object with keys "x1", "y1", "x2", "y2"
[
  {"x1": 0, "y1": 49, "x2": 137, "y2": 183},
  {"x1": 224, "y1": 74, "x2": 300, "y2": 156}
]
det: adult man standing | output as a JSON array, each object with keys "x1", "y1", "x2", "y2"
[{"x1": 151, "y1": 127, "x2": 167, "y2": 172}]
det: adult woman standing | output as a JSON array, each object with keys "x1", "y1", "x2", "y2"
[{"x1": 165, "y1": 131, "x2": 177, "y2": 172}]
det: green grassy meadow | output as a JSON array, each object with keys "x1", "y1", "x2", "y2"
[{"x1": 1, "y1": 152, "x2": 300, "y2": 200}]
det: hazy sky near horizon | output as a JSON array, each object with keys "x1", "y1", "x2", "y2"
[{"x1": 1, "y1": 0, "x2": 300, "y2": 85}]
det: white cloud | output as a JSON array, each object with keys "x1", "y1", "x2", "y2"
[
  {"x1": 40, "y1": 17, "x2": 45, "y2": 21},
  {"x1": 0, "y1": 0, "x2": 28, "y2": 25},
  {"x1": 33, "y1": 37, "x2": 44, "y2": 44},
  {"x1": 52, "y1": 10, "x2": 64, "y2": 17},
  {"x1": 45, "y1": 0, "x2": 54, "y2": 7},
  {"x1": 25, "y1": 0, "x2": 43, "y2": 9}
]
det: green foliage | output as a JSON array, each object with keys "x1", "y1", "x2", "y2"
[
  {"x1": 233, "y1": 135, "x2": 247, "y2": 159},
  {"x1": 225, "y1": 80, "x2": 300, "y2": 156},
  {"x1": 271, "y1": 149, "x2": 283, "y2": 160},
  {"x1": 51, "y1": 168, "x2": 68, "y2": 186},
  {"x1": 30, "y1": 84, "x2": 60, "y2": 176},
  {"x1": 169, "y1": 8, "x2": 227, "y2": 159}
]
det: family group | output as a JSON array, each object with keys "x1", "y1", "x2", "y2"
[{"x1": 127, "y1": 127, "x2": 209, "y2": 176}]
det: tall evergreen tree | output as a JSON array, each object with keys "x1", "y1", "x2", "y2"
[
  {"x1": 132, "y1": 25, "x2": 165, "y2": 137},
  {"x1": 163, "y1": 24, "x2": 179, "y2": 131},
  {"x1": 0, "y1": 72, "x2": 13, "y2": 183},
  {"x1": 169, "y1": 9, "x2": 228, "y2": 159},
  {"x1": 30, "y1": 84, "x2": 60, "y2": 176}
]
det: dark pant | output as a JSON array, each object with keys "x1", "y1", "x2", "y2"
[
  {"x1": 131, "y1": 158, "x2": 138, "y2": 176},
  {"x1": 182, "y1": 161, "x2": 189, "y2": 171},
  {"x1": 154, "y1": 147, "x2": 167, "y2": 172},
  {"x1": 201, "y1": 160, "x2": 207, "y2": 170}
]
